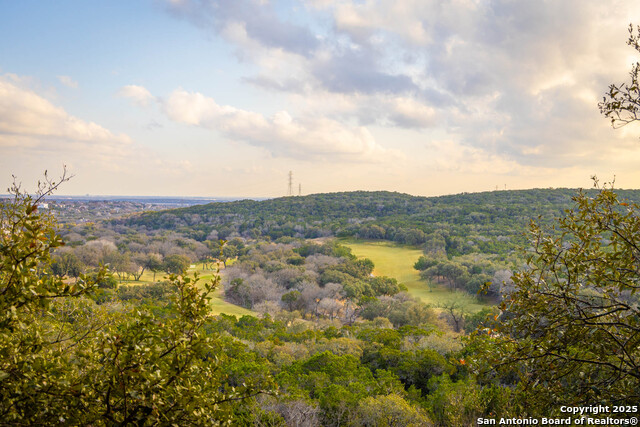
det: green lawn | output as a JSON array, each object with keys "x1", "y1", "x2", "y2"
[
  {"x1": 340, "y1": 239, "x2": 488, "y2": 313},
  {"x1": 188, "y1": 265, "x2": 256, "y2": 317},
  {"x1": 115, "y1": 262, "x2": 255, "y2": 317}
]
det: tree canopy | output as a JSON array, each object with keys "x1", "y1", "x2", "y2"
[
  {"x1": 470, "y1": 184, "x2": 640, "y2": 410},
  {"x1": 599, "y1": 24, "x2": 640, "y2": 129},
  {"x1": 0, "y1": 176, "x2": 271, "y2": 424}
]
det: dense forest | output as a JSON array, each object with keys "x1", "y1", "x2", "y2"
[{"x1": 114, "y1": 188, "x2": 640, "y2": 256}]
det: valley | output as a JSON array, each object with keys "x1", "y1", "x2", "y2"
[{"x1": 342, "y1": 239, "x2": 488, "y2": 312}]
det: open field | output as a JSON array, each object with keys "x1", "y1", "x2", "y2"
[
  {"x1": 116, "y1": 263, "x2": 255, "y2": 317},
  {"x1": 188, "y1": 265, "x2": 256, "y2": 317},
  {"x1": 341, "y1": 239, "x2": 489, "y2": 313}
]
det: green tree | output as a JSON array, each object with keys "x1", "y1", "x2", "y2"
[
  {"x1": 0, "y1": 170, "x2": 90, "y2": 331},
  {"x1": 368, "y1": 276, "x2": 403, "y2": 296},
  {"x1": 426, "y1": 375, "x2": 512, "y2": 426},
  {"x1": 104, "y1": 250, "x2": 132, "y2": 282},
  {"x1": 599, "y1": 24, "x2": 640, "y2": 129},
  {"x1": 473, "y1": 26, "x2": 640, "y2": 410},
  {"x1": 414, "y1": 255, "x2": 438, "y2": 271},
  {"x1": 0, "y1": 174, "x2": 272, "y2": 424},
  {"x1": 0, "y1": 172, "x2": 100, "y2": 422},
  {"x1": 144, "y1": 252, "x2": 164, "y2": 281},
  {"x1": 163, "y1": 253, "x2": 191, "y2": 275},
  {"x1": 352, "y1": 393, "x2": 432, "y2": 427},
  {"x1": 215, "y1": 239, "x2": 238, "y2": 267},
  {"x1": 50, "y1": 250, "x2": 83, "y2": 279},
  {"x1": 470, "y1": 185, "x2": 640, "y2": 410},
  {"x1": 281, "y1": 290, "x2": 302, "y2": 311},
  {"x1": 420, "y1": 260, "x2": 468, "y2": 290}
]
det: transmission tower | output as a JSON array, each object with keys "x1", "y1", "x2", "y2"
[
  {"x1": 288, "y1": 171, "x2": 293, "y2": 196},
  {"x1": 298, "y1": 183, "x2": 301, "y2": 196}
]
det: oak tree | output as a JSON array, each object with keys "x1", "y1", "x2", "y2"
[
  {"x1": 0, "y1": 173, "x2": 272, "y2": 424},
  {"x1": 470, "y1": 184, "x2": 640, "y2": 410}
]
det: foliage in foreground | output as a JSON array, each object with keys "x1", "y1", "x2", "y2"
[
  {"x1": 0, "y1": 179, "x2": 272, "y2": 425},
  {"x1": 470, "y1": 184, "x2": 640, "y2": 413}
]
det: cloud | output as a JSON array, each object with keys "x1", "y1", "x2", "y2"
[
  {"x1": 166, "y1": 0, "x2": 319, "y2": 57},
  {"x1": 57, "y1": 75, "x2": 78, "y2": 89},
  {"x1": 330, "y1": 0, "x2": 433, "y2": 47},
  {"x1": 117, "y1": 84, "x2": 155, "y2": 107},
  {"x1": 424, "y1": 138, "x2": 533, "y2": 175},
  {"x1": 310, "y1": 47, "x2": 419, "y2": 95},
  {"x1": 162, "y1": 88, "x2": 400, "y2": 162},
  {"x1": 0, "y1": 75, "x2": 131, "y2": 156},
  {"x1": 386, "y1": 97, "x2": 437, "y2": 128},
  {"x1": 288, "y1": 91, "x2": 438, "y2": 129},
  {"x1": 161, "y1": 0, "x2": 640, "y2": 171},
  {"x1": 314, "y1": 0, "x2": 640, "y2": 165},
  {"x1": 145, "y1": 119, "x2": 163, "y2": 130},
  {"x1": 164, "y1": 1, "x2": 427, "y2": 97},
  {"x1": 243, "y1": 75, "x2": 307, "y2": 93}
]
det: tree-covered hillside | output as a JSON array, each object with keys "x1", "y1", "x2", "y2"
[{"x1": 116, "y1": 188, "x2": 640, "y2": 257}]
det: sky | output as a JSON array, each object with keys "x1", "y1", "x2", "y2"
[{"x1": 2, "y1": 0, "x2": 640, "y2": 198}]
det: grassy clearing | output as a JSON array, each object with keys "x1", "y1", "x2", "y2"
[
  {"x1": 114, "y1": 263, "x2": 255, "y2": 317},
  {"x1": 188, "y1": 265, "x2": 256, "y2": 317},
  {"x1": 340, "y1": 239, "x2": 488, "y2": 313}
]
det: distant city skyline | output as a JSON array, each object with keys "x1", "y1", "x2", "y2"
[{"x1": 2, "y1": 1, "x2": 640, "y2": 197}]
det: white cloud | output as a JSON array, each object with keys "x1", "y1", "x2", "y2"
[
  {"x1": 57, "y1": 75, "x2": 78, "y2": 89},
  {"x1": 386, "y1": 97, "x2": 437, "y2": 128},
  {"x1": 117, "y1": 84, "x2": 156, "y2": 107},
  {"x1": 165, "y1": 0, "x2": 640, "y2": 170},
  {"x1": 0, "y1": 74, "x2": 209, "y2": 196},
  {"x1": 424, "y1": 138, "x2": 536, "y2": 175},
  {"x1": 163, "y1": 88, "x2": 400, "y2": 162},
  {"x1": 286, "y1": 90, "x2": 437, "y2": 129},
  {"x1": 0, "y1": 75, "x2": 131, "y2": 156},
  {"x1": 332, "y1": 0, "x2": 433, "y2": 46}
]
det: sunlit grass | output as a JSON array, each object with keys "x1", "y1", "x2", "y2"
[
  {"x1": 114, "y1": 262, "x2": 256, "y2": 317},
  {"x1": 340, "y1": 239, "x2": 489, "y2": 313},
  {"x1": 190, "y1": 264, "x2": 257, "y2": 317}
]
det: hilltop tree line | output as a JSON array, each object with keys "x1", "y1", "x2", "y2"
[{"x1": 110, "y1": 188, "x2": 640, "y2": 259}]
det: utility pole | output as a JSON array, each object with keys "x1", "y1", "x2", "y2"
[
  {"x1": 288, "y1": 171, "x2": 293, "y2": 196},
  {"x1": 298, "y1": 183, "x2": 301, "y2": 196}
]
